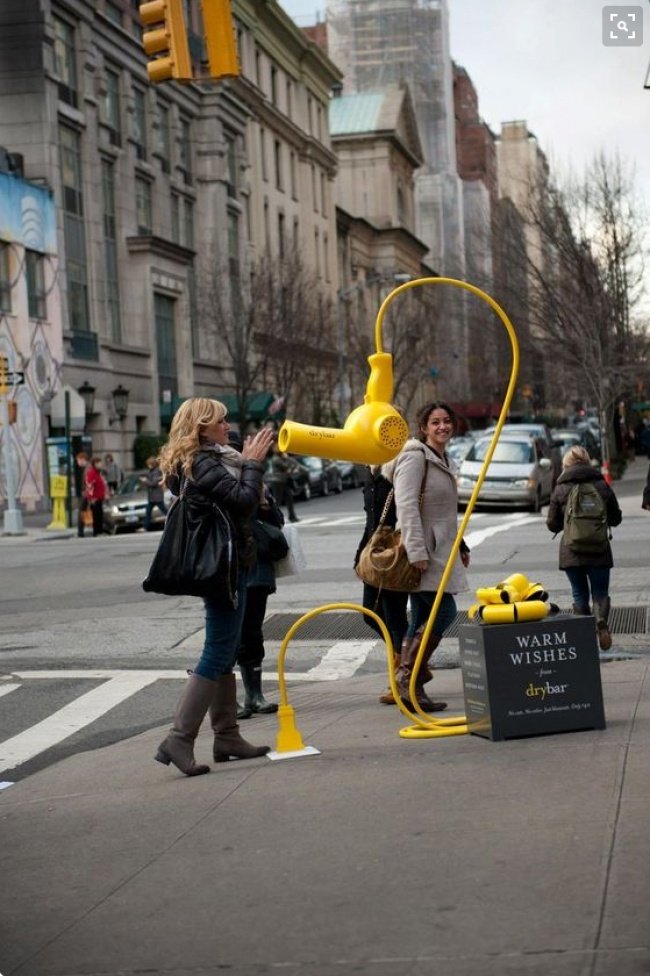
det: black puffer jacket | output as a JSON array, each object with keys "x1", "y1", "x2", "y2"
[
  {"x1": 546, "y1": 462, "x2": 622, "y2": 569},
  {"x1": 168, "y1": 448, "x2": 265, "y2": 569},
  {"x1": 353, "y1": 468, "x2": 396, "y2": 567}
]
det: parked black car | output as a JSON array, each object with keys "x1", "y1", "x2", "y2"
[
  {"x1": 263, "y1": 455, "x2": 312, "y2": 501},
  {"x1": 335, "y1": 460, "x2": 366, "y2": 489},
  {"x1": 551, "y1": 427, "x2": 602, "y2": 465},
  {"x1": 297, "y1": 455, "x2": 343, "y2": 496}
]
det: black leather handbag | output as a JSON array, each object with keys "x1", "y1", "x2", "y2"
[
  {"x1": 142, "y1": 482, "x2": 238, "y2": 604},
  {"x1": 251, "y1": 519, "x2": 289, "y2": 562}
]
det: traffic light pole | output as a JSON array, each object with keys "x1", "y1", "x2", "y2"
[{"x1": 0, "y1": 377, "x2": 24, "y2": 536}]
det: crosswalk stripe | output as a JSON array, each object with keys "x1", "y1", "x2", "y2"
[
  {"x1": 0, "y1": 672, "x2": 161, "y2": 773},
  {"x1": 0, "y1": 683, "x2": 20, "y2": 699},
  {"x1": 300, "y1": 640, "x2": 377, "y2": 680}
]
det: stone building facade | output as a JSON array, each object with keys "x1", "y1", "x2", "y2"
[{"x1": 0, "y1": 0, "x2": 341, "y2": 501}]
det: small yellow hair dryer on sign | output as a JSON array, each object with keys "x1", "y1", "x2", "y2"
[{"x1": 278, "y1": 353, "x2": 409, "y2": 465}]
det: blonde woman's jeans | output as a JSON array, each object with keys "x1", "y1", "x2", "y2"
[{"x1": 194, "y1": 571, "x2": 248, "y2": 681}]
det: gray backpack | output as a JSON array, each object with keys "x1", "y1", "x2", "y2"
[{"x1": 563, "y1": 482, "x2": 609, "y2": 554}]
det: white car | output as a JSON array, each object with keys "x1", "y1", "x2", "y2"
[{"x1": 456, "y1": 435, "x2": 554, "y2": 512}]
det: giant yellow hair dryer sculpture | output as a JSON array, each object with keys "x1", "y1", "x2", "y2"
[
  {"x1": 278, "y1": 352, "x2": 408, "y2": 464},
  {"x1": 271, "y1": 276, "x2": 521, "y2": 753}
]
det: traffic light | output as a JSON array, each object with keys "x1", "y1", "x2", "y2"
[
  {"x1": 201, "y1": 0, "x2": 240, "y2": 79},
  {"x1": 140, "y1": 0, "x2": 192, "y2": 83}
]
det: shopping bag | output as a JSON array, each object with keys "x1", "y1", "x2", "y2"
[{"x1": 274, "y1": 522, "x2": 307, "y2": 578}]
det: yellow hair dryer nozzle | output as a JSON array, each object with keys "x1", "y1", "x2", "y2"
[{"x1": 278, "y1": 353, "x2": 408, "y2": 465}]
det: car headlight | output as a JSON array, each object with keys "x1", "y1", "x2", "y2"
[{"x1": 513, "y1": 479, "x2": 533, "y2": 488}]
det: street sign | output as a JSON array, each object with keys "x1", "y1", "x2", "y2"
[{"x1": 1, "y1": 370, "x2": 24, "y2": 385}]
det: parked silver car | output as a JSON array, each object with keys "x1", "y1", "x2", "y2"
[
  {"x1": 482, "y1": 422, "x2": 562, "y2": 485},
  {"x1": 456, "y1": 435, "x2": 554, "y2": 512},
  {"x1": 102, "y1": 471, "x2": 172, "y2": 534}
]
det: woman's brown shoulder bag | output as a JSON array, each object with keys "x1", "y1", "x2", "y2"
[{"x1": 356, "y1": 467, "x2": 426, "y2": 592}]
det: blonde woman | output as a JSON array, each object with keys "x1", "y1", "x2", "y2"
[
  {"x1": 154, "y1": 397, "x2": 274, "y2": 777},
  {"x1": 546, "y1": 445, "x2": 622, "y2": 650}
]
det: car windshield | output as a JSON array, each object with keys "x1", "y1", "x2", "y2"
[
  {"x1": 118, "y1": 474, "x2": 144, "y2": 494},
  {"x1": 468, "y1": 440, "x2": 534, "y2": 464}
]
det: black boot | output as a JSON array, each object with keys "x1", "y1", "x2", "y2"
[
  {"x1": 237, "y1": 700, "x2": 253, "y2": 720},
  {"x1": 154, "y1": 673, "x2": 214, "y2": 776},
  {"x1": 241, "y1": 664, "x2": 278, "y2": 714},
  {"x1": 594, "y1": 597, "x2": 612, "y2": 651},
  {"x1": 209, "y1": 673, "x2": 270, "y2": 762},
  {"x1": 572, "y1": 604, "x2": 591, "y2": 615}
]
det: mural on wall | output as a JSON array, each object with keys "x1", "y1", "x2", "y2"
[{"x1": 0, "y1": 173, "x2": 63, "y2": 511}]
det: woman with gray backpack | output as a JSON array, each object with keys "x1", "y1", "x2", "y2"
[{"x1": 546, "y1": 445, "x2": 622, "y2": 650}]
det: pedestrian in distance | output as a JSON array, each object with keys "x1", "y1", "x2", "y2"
[
  {"x1": 154, "y1": 397, "x2": 275, "y2": 777},
  {"x1": 228, "y1": 430, "x2": 282, "y2": 719},
  {"x1": 140, "y1": 456, "x2": 168, "y2": 531},
  {"x1": 268, "y1": 440, "x2": 301, "y2": 522},
  {"x1": 103, "y1": 453, "x2": 123, "y2": 493},
  {"x1": 546, "y1": 445, "x2": 622, "y2": 651},
  {"x1": 75, "y1": 451, "x2": 90, "y2": 537},
  {"x1": 353, "y1": 464, "x2": 410, "y2": 703},
  {"x1": 642, "y1": 461, "x2": 650, "y2": 511},
  {"x1": 83, "y1": 456, "x2": 108, "y2": 537},
  {"x1": 390, "y1": 401, "x2": 470, "y2": 711}
]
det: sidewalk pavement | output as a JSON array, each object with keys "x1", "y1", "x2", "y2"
[{"x1": 1, "y1": 657, "x2": 649, "y2": 975}]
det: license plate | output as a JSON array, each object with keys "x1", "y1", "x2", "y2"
[{"x1": 124, "y1": 514, "x2": 139, "y2": 524}]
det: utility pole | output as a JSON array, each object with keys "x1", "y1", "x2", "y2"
[{"x1": 0, "y1": 355, "x2": 25, "y2": 535}]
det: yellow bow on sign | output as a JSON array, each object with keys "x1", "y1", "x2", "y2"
[{"x1": 469, "y1": 572, "x2": 554, "y2": 625}]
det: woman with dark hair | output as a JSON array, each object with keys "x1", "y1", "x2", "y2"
[
  {"x1": 390, "y1": 401, "x2": 470, "y2": 711},
  {"x1": 154, "y1": 397, "x2": 275, "y2": 777}
]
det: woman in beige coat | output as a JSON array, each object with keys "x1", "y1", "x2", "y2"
[{"x1": 392, "y1": 401, "x2": 470, "y2": 711}]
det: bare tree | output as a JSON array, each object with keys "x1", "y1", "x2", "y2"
[
  {"x1": 198, "y1": 245, "x2": 337, "y2": 427},
  {"x1": 499, "y1": 152, "x2": 649, "y2": 463}
]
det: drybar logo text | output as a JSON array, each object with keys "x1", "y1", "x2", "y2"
[{"x1": 508, "y1": 630, "x2": 578, "y2": 666}]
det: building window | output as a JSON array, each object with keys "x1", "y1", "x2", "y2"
[
  {"x1": 101, "y1": 159, "x2": 121, "y2": 342},
  {"x1": 0, "y1": 242, "x2": 12, "y2": 312},
  {"x1": 135, "y1": 177, "x2": 152, "y2": 234},
  {"x1": 255, "y1": 48, "x2": 261, "y2": 88},
  {"x1": 59, "y1": 125, "x2": 93, "y2": 351},
  {"x1": 286, "y1": 78, "x2": 293, "y2": 119},
  {"x1": 278, "y1": 212, "x2": 285, "y2": 259},
  {"x1": 225, "y1": 133, "x2": 237, "y2": 197},
  {"x1": 293, "y1": 217, "x2": 299, "y2": 250},
  {"x1": 105, "y1": 3, "x2": 123, "y2": 26},
  {"x1": 314, "y1": 228, "x2": 320, "y2": 277},
  {"x1": 183, "y1": 198, "x2": 194, "y2": 248},
  {"x1": 179, "y1": 116, "x2": 192, "y2": 183},
  {"x1": 133, "y1": 86, "x2": 147, "y2": 161},
  {"x1": 228, "y1": 211, "x2": 240, "y2": 277},
  {"x1": 307, "y1": 95, "x2": 313, "y2": 135},
  {"x1": 323, "y1": 232, "x2": 329, "y2": 282},
  {"x1": 290, "y1": 151, "x2": 297, "y2": 201},
  {"x1": 105, "y1": 67, "x2": 122, "y2": 145},
  {"x1": 155, "y1": 292, "x2": 178, "y2": 411},
  {"x1": 270, "y1": 65, "x2": 278, "y2": 105},
  {"x1": 26, "y1": 251, "x2": 46, "y2": 319},
  {"x1": 321, "y1": 172, "x2": 327, "y2": 217},
  {"x1": 53, "y1": 18, "x2": 77, "y2": 106},
  {"x1": 260, "y1": 127, "x2": 267, "y2": 182},
  {"x1": 171, "y1": 191, "x2": 180, "y2": 243},
  {"x1": 157, "y1": 101, "x2": 170, "y2": 172},
  {"x1": 311, "y1": 164, "x2": 318, "y2": 212},
  {"x1": 274, "y1": 139, "x2": 283, "y2": 192},
  {"x1": 316, "y1": 104, "x2": 322, "y2": 141},
  {"x1": 263, "y1": 200, "x2": 270, "y2": 252}
]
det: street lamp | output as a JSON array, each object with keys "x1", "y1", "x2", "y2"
[
  {"x1": 77, "y1": 380, "x2": 96, "y2": 416},
  {"x1": 111, "y1": 384, "x2": 129, "y2": 420}
]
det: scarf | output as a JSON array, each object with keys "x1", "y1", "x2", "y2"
[{"x1": 200, "y1": 441, "x2": 245, "y2": 479}]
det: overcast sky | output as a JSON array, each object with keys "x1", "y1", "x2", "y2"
[{"x1": 279, "y1": 0, "x2": 650, "y2": 211}]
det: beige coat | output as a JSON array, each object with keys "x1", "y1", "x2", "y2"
[{"x1": 392, "y1": 438, "x2": 468, "y2": 594}]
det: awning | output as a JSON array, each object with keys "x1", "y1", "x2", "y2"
[
  {"x1": 450, "y1": 400, "x2": 503, "y2": 419},
  {"x1": 217, "y1": 392, "x2": 276, "y2": 423}
]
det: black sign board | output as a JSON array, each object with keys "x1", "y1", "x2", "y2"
[{"x1": 459, "y1": 614, "x2": 606, "y2": 741}]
